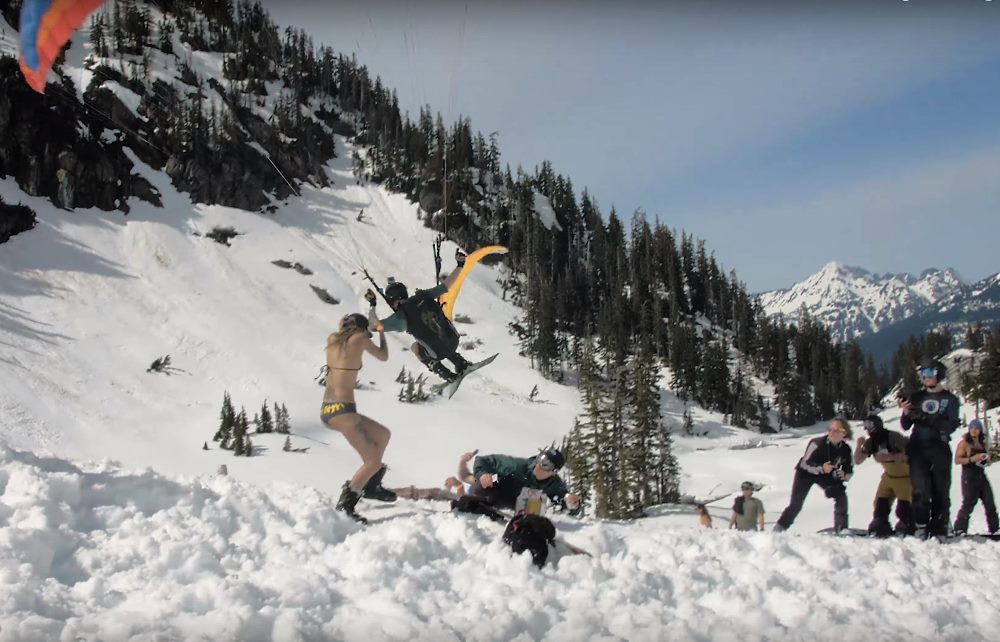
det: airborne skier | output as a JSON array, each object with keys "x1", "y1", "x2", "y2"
[{"x1": 369, "y1": 248, "x2": 473, "y2": 383}]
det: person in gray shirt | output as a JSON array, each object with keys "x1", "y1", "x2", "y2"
[{"x1": 729, "y1": 481, "x2": 765, "y2": 531}]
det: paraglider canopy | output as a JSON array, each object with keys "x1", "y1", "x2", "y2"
[{"x1": 19, "y1": 0, "x2": 106, "y2": 93}]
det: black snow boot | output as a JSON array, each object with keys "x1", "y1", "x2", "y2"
[
  {"x1": 336, "y1": 482, "x2": 368, "y2": 524},
  {"x1": 363, "y1": 465, "x2": 397, "y2": 502},
  {"x1": 426, "y1": 359, "x2": 458, "y2": 382}
]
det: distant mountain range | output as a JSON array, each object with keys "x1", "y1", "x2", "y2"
[{"x1": 759, "y1": 262, "x2": 1000, "y2": 363}]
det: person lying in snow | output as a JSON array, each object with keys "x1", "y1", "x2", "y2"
[{"x1": 459, "y1": 447, "x2": 582, "y2": 515}]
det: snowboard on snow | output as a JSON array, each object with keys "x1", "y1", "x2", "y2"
[
  {"x1": 816, "y1": 527, "x2": 870, "y2": 537},
  {"x1": 933, "y1": 533, "x2": 1000, "y2": 543},
  {"x1": 431, "y1": 353, "x2": 498, "y2": 399}
]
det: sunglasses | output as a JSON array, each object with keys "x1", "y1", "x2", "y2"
[
  {"x1": 918, "y1": 367, "x2": 937, "y2": 379},
  {"x1": 537, "y1": 453, "x2": 559, "y2": 472}
]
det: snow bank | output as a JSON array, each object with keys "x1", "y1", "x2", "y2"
[{"x1": 4, "y1": 445, "x2": 1000, "y2": 642}]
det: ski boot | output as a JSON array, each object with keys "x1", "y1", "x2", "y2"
[
  {"x1": 363, "y1": 465, "x2": 397, "y2": 502},
  {"x1": 426, "y1": 358, "x2": 458, "y2": 382},
  {"x1": 336, "y1": 482, "x2": 368, "y2": 524},
  {"x1": 451, "y1": 354, "x2": 470, "y2": 377}
]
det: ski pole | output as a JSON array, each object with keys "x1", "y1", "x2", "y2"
[{"x1": 359, "y1": 265, "x2": 391, "y2": 305}]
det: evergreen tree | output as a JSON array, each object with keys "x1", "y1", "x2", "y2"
[
  {"x1": 682, "y1": 405, "x2": 695, "y2": 436},
  {"x1": 699, "y1": 337, "x2": 731, "y2": 413},
  {"x1": 626, "y1": 343, "x2": 678, "y2": 511},
  {"x1": 565, "y1": 338, "x2": 606, "y2": 515},
  {"x1": 975, "y1": 324, "x2": 1000, "y2": 407},
  {"x1": 259, "y1": 400, "x2": 274, "y2": 433},
  {"x1": 274, "y1": 402, "x2": 291, "y2": 434},
  {"x1": 755, "y1": 394, "x2": 774, "y2": 433},
  {"x1": 729, "y1": 364, "x2": 757, "y2": 428},
  {"x1": 214, "y1": 392, "x2": 235, "y2": 445},
  {"x1": 233, "y1": 408, "x2": 248, "y2": 456}
]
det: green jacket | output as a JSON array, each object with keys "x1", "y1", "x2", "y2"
[{"x1": 472, "y1": 454, "x2": 570, "y2": 509}]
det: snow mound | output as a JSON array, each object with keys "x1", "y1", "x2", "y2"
[{"x1": 4, "y1": 445, "x2": 1000, "y2": 642}]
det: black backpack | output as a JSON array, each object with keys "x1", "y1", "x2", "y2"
[{"x1": 502, "y1": 514, "x2": 556, "y2": 568}]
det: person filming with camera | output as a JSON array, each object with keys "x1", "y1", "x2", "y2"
[
  {"x1": 900, "y1": 358, "x2": 961, "y2": 538},
  {"x1": 773, "y1": 418, "x2": 854, "y2": 533},
  {"x1": 952, "y1": 419, "x2": 998, "y2": 536}
]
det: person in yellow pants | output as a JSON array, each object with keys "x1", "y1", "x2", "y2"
[{"x1": 854, "y1": 414, "x2": 913, "y2": 536}]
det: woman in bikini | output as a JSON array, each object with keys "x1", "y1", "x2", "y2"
[{"x1": 323, "y1": 310, "x2": 394, "y2": 523}]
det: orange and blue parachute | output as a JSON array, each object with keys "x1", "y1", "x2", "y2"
[{"x1": 19, "y1": 0, "x2": 105, "y2": 93}]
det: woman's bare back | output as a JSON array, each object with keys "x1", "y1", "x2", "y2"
[{"x1": 324, "y1": 333, "x2": 366, "y2": 403}]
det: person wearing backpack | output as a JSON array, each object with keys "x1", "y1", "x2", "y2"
[
  {"x1": 729, "y1": 481, "x2": 765, "y2": 531},
  {"x1": 853, "y1": 414, "x2": 913, "y2": 537}
]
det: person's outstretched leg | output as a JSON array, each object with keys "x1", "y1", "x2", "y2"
[
  {"x1": 327, "y1": 413, "x2": 387, "y2": 521},
  {"x1": 953, "y1": 473, "x2": 978, "y2": 534},
  {"x1": 358, "y1": 416, "x2": 395, "y2": 501},
  {"x1": 980, "y1": 478, "x2": 999, "y2": 534},
  {"x1": 869, "y1": 496, "x2": 892, "y2": 536},
  {"x1": 775, "y1": 472, "x2": 814, "y2": 531},
  {"x1": 831, "y1": 488, "x2": 849, "y2": 532}
]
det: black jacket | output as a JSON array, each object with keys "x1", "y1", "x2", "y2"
[
  {"x1": 380, "y1": 284, "x2": 460, "y2": 358},
  {"x1": 900, "y1": 389, "x2": 960, "y2": 443},
  {"x1": 796, "y1": 436, "x2": 854, "y2": 481}
]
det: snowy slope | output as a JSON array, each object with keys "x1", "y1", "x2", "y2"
[
  {"x1": 3, "y1": 5, "x2": 1000, "y2": 640},
  {"x1": 5, "y1": 146, "x2": 1000, "y2": 640}
]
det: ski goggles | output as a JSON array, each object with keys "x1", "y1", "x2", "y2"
[
  {"x1": 917, "y1": 367, "x2": 938, "y2": 379},
  {"x1": 537, "y1": 451, "x2": 561, "y2": 472}
]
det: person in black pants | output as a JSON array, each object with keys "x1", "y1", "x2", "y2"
[
  {"x1": 900, "y1": 358, "x2": 961, "y2": 539},
  {"x1": 953, "y1": 419, "x2": 998, "y2": 535},
  {"x1": 774, "y1": 418, "x2": 854, "y2": 533}
]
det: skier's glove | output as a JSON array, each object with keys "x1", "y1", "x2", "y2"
[
  {"x1": 455, "y1": 248, "x2": 467, "y2": 267},
  {"x1": 364, "y1": 289, "x2": 377, "y2": 308}
]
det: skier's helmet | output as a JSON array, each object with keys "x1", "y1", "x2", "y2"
[
  {"x1": 385, "y1": 281, "x2": 409, "y2": 306},
  {"x1": 916, "y1": 357, "x2": 946, "y2": 381},
  {"x1": 339, "y1": 313, "x2": 369, "y2": 333}
]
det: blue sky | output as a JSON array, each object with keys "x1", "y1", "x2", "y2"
[{"x1": 258, "y1": 0, "x2": 1000, "y2": 292}]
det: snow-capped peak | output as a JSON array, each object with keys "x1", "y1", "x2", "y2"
[{"x1": 759, "y1": 262, "x2": 966, "y2": 342}]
